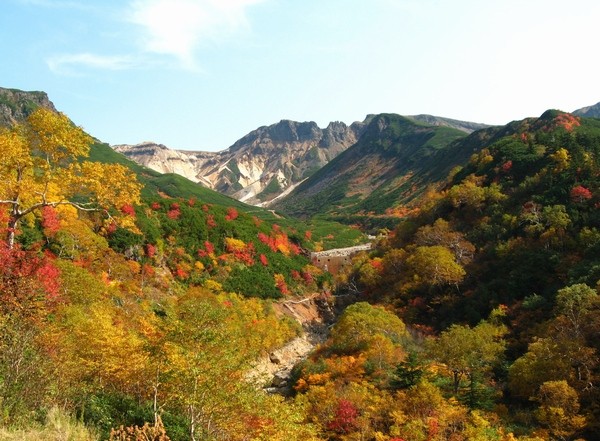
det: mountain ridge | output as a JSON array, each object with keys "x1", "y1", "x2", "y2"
[
  {"x1": 114, "y1": 118, "x2": 366, "y2": 206},
  {"x1": 272, "y1": 113, "x2": 474, "y2": 224},
  {"x1": 574, "y1": 100, "x2": 600, "y2": 118},
  {"x1": 114, "y1": 114, "x2": 489, "y2": 208}
]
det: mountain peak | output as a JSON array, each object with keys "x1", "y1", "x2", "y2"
[{"x1": 0, "y1": 87, "x2": 57, "y2": 127}]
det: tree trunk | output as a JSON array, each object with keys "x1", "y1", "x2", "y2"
[{"x1": 6, "y1": 214, "x2": 17, "y2": 249}]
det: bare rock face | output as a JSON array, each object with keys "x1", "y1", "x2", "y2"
[
  {"x1": 113, "y1": 119, "x2": 366, "y2": 206},
  {"x1": 0, "y1": 87, "x2": 57, "y2": 127},
  {"x1": 574, "y1": 101, "x2": 600, "y2": 118}
]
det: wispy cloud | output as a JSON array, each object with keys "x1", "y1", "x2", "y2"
[
  {"x1": 17, "y1": 0, "x2": 96, "y2": 10},
  {"x1": 47, "y1": 53, "x2": 138, "y2": 75},
  {"x1": 129, "y1": 0, "x2": 266, "y2": 69}
]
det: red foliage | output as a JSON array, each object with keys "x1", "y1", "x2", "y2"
[
  {"x1": 37, "y1": 259, "x2": 61, "y2": 300},
  {"x1": 571, "y1": 185, "x2": 593, "y2": 203},
  {"x1": 259, "y1": 254, "x2": 268, "y2": 266},
  {"x1": 258, "y1": 232, "x2": 270, "y2": 246},
  {"x1": 554, "y1": 113, "x2": 581, "y2": 132},
  {"x1": 304, "y1": 230, "x2": 312, "y2": 240},
  {"x1": 327, "y1": 399, "x2": 359, "y2": 434},
  {"x1": 291, "y1": 270, "x2": 301, "y2": 281},
  {"x1": 226, "y1": 240, "x2": 255, "y2": 265},
  {"x1": 167, "y1": 205, "x2": 181, "y2": 219},
  {"x1": 225, "y1": 207, "x2": 239, "y2": 221},
  {"x1": 41, "y1": 206, "x2": 60, "y2": 235},
  {"x1": 175, "y1": 266, "x2": 188, "y2": 279},
  {"x1": 501, "y1": 160, "x2": 513, "y2": 173},
  {"x1": 202, "y1": 204, "x2": 210, "y2": 212},
  {"x1": 274, "y1": 274, "x2": 290, "y2": 295},
  {"x1": 120, "y1": 204, "x2": 136, "y2": 217},
  {"x1": 428, "y1": 417, "x2": 440, "y2": 438},
  {"x1": 106, "y1": 221, "x2": 118, "y2": 234},
  {"x1": 302, "y1": 271, "x2": 314, "y2": 284},
  {"x1": 204, "y1": 241, "x2": 215, "y2": 255},
  {"x1": 258, "y1": 231, "x2": 300, "y2": 255},
  {"x1": 145, "y1": 243, "x2": 156, "y2": 258},
  {"x1": 151, "y1": 202, "x2": 161, "y2": 210},
  {"x1": 370, "y1": 259, "x2": 383, "y2": 272},
  {"x1": 0, "y1": 244, "x2": 62, "y2": 310},
  {"x1": 207, "y1": 214, "x2": 217, "y2": 228},
  {"x1": 253, "y1": 216, "x2": 262, "y2": 227},
  {"x1": 187, "y1": 197, "x2": 196, "y2": 207},
  {"x1": 289, "y1": 242, "x2": 301, "y2": 255},
  {"x1": 142, "y1": 263, "x2": 155, "y2": 277}
]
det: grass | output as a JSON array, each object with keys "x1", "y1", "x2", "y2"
[{"x1": 0, "y1": 408, "x2": 99, "y2": 441}]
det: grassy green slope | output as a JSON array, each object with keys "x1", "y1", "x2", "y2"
[
  {"x1": 89, "y1": 141, "x2": 365, "y2": 248},
  {"x1": 274, "y1": 113, "x2": 471, "y2": 223}
]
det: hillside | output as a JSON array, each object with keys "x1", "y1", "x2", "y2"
[
  {"x1": 273, "y1": 113, "x2": 472, "y2": 227},
  {"x1": 4, "y1": 86, "x2": 600, "y2": 440},
  {"x1": 324, "y1": 109, "x2": 600, "y2": 439},
  {"x1": 114, "y1": 119, "x2": 365, "y2": 206}
]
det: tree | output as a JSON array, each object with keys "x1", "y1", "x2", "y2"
[
  {"x1": 0, "y1": 108, "x2": 141, "y2": 248},
  {"x1": 406, "y1": 245, "x2": 466, "y2": 287},
  {"x1": 428, "y1": 317, "x2": 506, "y2": 406},
  {"x1": 554, "y1": 283, "x2": 597, "y2": 339},
  {"x1": 329, "y1": 302, "x2": 407, "y2": 354},
  {"x1": 534, "y1": 380, "x2": 586, "y2": 440},
  {"x1": 414, "y1": 218, "x2": 475, "y2": 264},
  {"x1": 390, "y1": 351, "x2": 424, "y2": 390}
]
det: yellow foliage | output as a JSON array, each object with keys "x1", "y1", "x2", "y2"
[
  {"x1": 224, "y1": 237, "x2": 247, "y2": 252},
  {"x1": 0, "y1": 108, "x2": 142, "y2": 247},
  {"x1": 549, "y1": 148, "x2": 570, "y2": 172},
  {"x1": 203, "y1": 279, "x2": 223, "y2": 293}
]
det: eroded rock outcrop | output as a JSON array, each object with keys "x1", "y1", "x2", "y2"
[
  {"x1": 247, "y1": 294, "x2": 335, "y2": 395},
  {"x1": 113, "y1": 119, "x2": 365, "y2": 206}
]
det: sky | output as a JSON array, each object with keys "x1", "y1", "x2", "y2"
[{"x1": 2, "y1": 0, "x2": 600, "y2": 152}]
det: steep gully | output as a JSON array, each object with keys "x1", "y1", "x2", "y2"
[{"x1": 247, "y1": 245, "x2": 370, "y2": 394}]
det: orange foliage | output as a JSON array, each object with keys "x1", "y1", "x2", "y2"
[
  {"x1": 554, "y1": 113, "x2": 581, "y2": 132},
  {"x1": 274, "y1": 273, "x2": 290, "y2": 295}
]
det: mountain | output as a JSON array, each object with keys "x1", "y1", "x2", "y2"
[
  {"x1": 272, "y1": 113, "x2": 482, "y2": 225},
  {"x1": 406, "y1": 114, "x2": 490, "y2": 133},
  {"x1": 0, "y1": 86, "x2": 57, "y2": 125},
  {"x1": 114, "y1": 119, "x2": 366, "y2": 206},
  {"x1": 573, "y1": 100, "x2": 600, "y2": 118}
]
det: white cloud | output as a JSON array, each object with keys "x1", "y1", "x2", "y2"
[
  {"x1": 17, "y1": 0, "x2": 96, "y2": 10},
  {"x1": 129, "y1": 0, "x2": 265, "y2": 69},
  {"x1": 47, "y1": 53, "x2": 137, "y2": 75}
]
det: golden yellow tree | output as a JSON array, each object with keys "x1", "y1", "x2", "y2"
[{"x1": 0, "y1": 108, "x2": 141, "y2": 248}]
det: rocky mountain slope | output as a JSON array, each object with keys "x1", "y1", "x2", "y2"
[
  {"x1": 0, "y1": 87, "x2": 57, "y2": 126},
  {"x1": 407, "y1": 114, "x2": 490, "y2": 133},
  {"x1": 114, "y1": 119, "x2": 366, "y2": 206},
  {"x1": 574, "y1": 100, "x2": 600, "y2": 118},
  {"x1": 272, "y1": 113, "x2": 476, "y2": 223}
]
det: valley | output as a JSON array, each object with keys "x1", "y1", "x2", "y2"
[{"x1": 1, "y1": 86, "x2": 600, "y2": 440}]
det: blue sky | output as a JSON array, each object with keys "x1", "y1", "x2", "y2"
[{"x1": 2, "y1": 0, "x2": 599, "y2": 151}]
